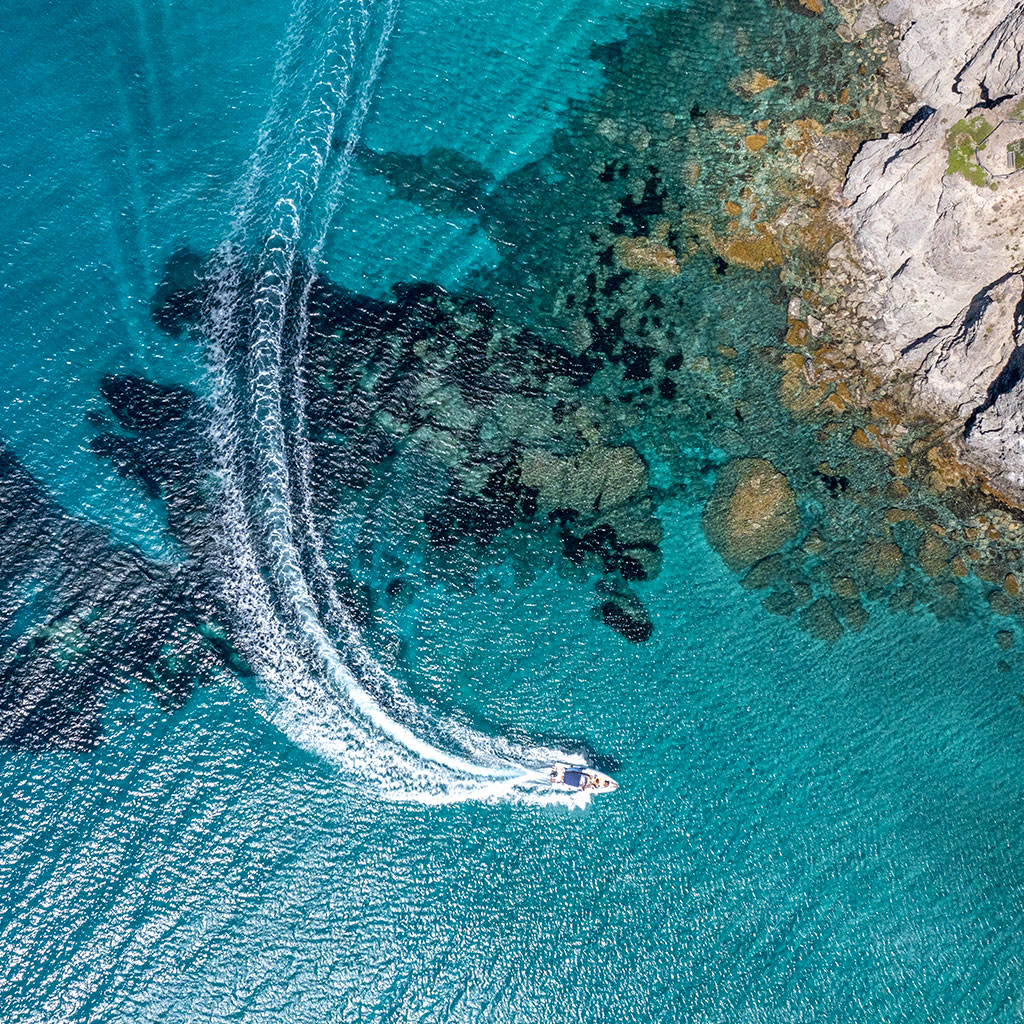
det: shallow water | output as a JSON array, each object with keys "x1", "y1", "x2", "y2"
[{"x1": 2, "y1": 0, "x2": 1024, "y2": 1021}]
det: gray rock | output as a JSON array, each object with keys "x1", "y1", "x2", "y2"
[
  {"x1": 902, "y1": 272, "x2": 1024, "y2": 418},
  {"x1": 836, "y1": 1, "x2": 1024, "y2": 493},
  {"x1": 843, "y1": 101, "x2": 1024, "y2": 360},
  {"x1": 956, "y1": 5, "x2": 1024, "y2": 107},
  {"x1": 966, "y1": 373, "x2": 1024, "y2": 489},
  {"x1": 879, "y1": 0, "x2": 1018, "y2": 108}
]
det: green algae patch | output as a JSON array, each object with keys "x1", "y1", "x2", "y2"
[{"x1": 947, "y1": 116, "x2": 996, "y2": 186}]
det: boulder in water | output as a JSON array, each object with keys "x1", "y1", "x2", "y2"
[
  {"x1": 799, "y1": 597, "x2": 844, "y2": 643},
  {"x1": 597, "y1": 593, "x2": 653, "y2": 643},
  {"x1": 702, "y1": 458, "x2": 799, "y2": 570},
  {"x1": 613, "y1": 235, "x2": 680, "y2": 278},
  {"x1": 729, "y1": 69, "x2": 778, "y2": 99}
]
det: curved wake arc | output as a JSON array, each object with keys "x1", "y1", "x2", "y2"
[{"x1": 199, "y1": 0, "x2": 581, "y2": 803}]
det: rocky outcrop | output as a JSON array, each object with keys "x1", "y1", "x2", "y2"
[
  {"x1": 879, "y1": 1, "x2": 1016, "y2": 107},
  {"x1": 837, "y1": 1, "x2": 1024, "y2": 495},
  {"x1": 969, "y1": 381, "x2": 1024, "y2": 489},
  {"x1": 956, "y1": 5, "x2": 1024, "y2": 107},
  {"x1": 902, "y1": 272, "x2": 1024, "y2": 419},
  {"x1": 841, "y1": 99, "x2": 1024, "y2": 356}
]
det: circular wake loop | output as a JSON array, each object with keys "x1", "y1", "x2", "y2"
[{"x1": 199, "y1": 0, "x2": 577, "y2": 804}]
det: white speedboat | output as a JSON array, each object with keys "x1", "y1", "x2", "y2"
[{"x1": 549, "y1": 762, "x2": 618, "y2": 794}]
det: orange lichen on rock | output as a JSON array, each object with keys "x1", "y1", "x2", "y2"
[
  {"x1": 745, "y1": 134, "x2": 768, "y2": 152},
  {"x1": 716, "y1": 227, "x2": 783, "y2": 271},
  {"x1": 786, "y1": 320, "x2": 810, "y2": 348},
  {"x1": 799, "y1": 0, "x2": 824, "y2": 13},
  {"x1": 783, "y1": 118, "x2": 825, "y2": 159},
  {"x1": 869, "y1": 400, "x2": 904, "y2": 428},
  {"x1": 823, "y1": 391, "x2": 847, "y2": 414},
  {"x1": 730, "y1": 70, "x2": 779, "y2": 99},
  {"x1": 924, "y1": 443, "x2": 978, "y2": 493},
  {"x1": 779, "y1": 351, "x2": 832, "y2": 415}
]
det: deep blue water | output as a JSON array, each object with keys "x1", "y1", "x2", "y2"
[{"x1": 2, "y1": 1, "x2": 1024, "y2": 1021}]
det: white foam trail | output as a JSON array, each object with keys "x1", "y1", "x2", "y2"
[
  {"x1": 237, "y1": 0, "x2": 508, "y2": 782},
  {"x1": 200, "y1": 0, "x2": 581, "y2": 803}
]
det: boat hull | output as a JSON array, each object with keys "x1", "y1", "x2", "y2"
[{"x1": 549, "y1": 762, "x2": 618, "y2": 794}]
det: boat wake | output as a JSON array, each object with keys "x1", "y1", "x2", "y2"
[{"x1": 199, "y1": 0, "x2": 587, "y2": 805}]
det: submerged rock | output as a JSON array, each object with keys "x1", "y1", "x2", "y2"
[
  {"x1": 152, "y1": 248, "x2": 205, "y2": 334},
  {"x1": 597, "y1": 587, "x2": 654, "y2": 643},
  {"x1": 702, "y1": 458, "x2": 799, "y2": 569},
  {"x1": 100, "y1": 375, "x2": 194, "y2": 432},
  {"x1": 144, "y1": 242, "x2": 672, "y2": 638},
  {"x1": 353, "y1": 143, "x2": 494, "y2": 217},
  {"x1": 762, "y1": 588, "x2": 799, "y2": 616},
  {"x1": 799, "y1": 597, "x2": 844, "y2": 644},
  {"x1": 0, "y1": 447, "x2": 216, "y2": 751},
  {"x1": 613, "y1": 235, "x2": 681, "y2": 277},
  {"x1": 519, "y1": 446, "x2": 648, "y2": 514},
  {"x1": 729, "y1": 69, "x2": 779, "y2": 99}
]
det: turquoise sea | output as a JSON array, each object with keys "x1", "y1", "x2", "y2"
[{"x1": 2, "y1": 1, "x2": 1024, "y2": 1021}]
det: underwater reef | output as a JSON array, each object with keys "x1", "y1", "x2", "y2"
[
  {"x1": 13, "y1": 0, "x2": 1024, "y2": 754},
  {"x1": 105, "y1": 0, "x2": 1024, "y2": 664},
  {"x1": 145, "y1": 247, "x2": 664, "y2": 645}
]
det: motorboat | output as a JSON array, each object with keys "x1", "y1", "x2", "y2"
[{"x1": 549, "y1": 762, "x2": 618, "y2": 794}]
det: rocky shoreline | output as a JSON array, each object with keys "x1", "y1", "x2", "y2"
[
  {"x1": 810, "y1": 1, "x2": 1024, "y2": 500},
  {"x1": 123, "y1": 2, "x2": 1024, "y2": 665}
]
